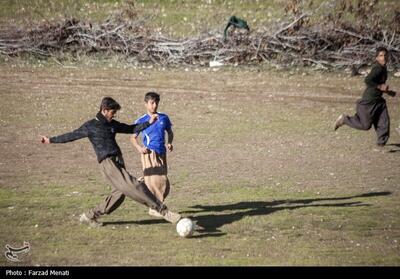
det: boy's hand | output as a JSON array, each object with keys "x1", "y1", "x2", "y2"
[
  {"x1": 149, "y1": 114, "x2": 159, "y2": 124},
  {"x1": 139, "y1": 146, "x2": 150, "y2": 154},
  {"x1": 167, "y1": 143, "x2": 173, "y2": 152},
  {"x1": 40, "y1": 136, "x2": 50, "y2": 144},
  {"x1": 378, "y1": 84, "x2": 389, "y2": 92}
]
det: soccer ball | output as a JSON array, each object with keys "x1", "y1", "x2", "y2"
[{"x1": 176, "y1": 218, "x2": 194, "y2": 238}]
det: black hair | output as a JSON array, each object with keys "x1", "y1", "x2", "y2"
[
  {"x1": 144, "y1": 92, "x2": 160, "y2": 103},
  {"x1": 99, "y1": 97, "x2": 121, "y2": 111},
  {"x1": 375, "y1": 46, "x2": 388, "y2": 57}
]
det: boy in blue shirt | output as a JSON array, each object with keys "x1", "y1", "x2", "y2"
[{"x1": 131, "y1": 92, "x2": 174, "y2": 218}]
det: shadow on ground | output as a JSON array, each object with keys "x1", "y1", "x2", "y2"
[
  {"x1": 103, "y1": 219, "x2": 166, "y2": 226},
  {"x1": 387, "y1": 143, "x2": 400, "y2": 153},
  {"x1": 182, "y1": 191, "x2": 391, "y2": 238}
]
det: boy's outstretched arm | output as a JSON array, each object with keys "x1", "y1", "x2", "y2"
[
  {"x1": 40, "y1": 124, "x2": 89, "y2": 144},
  {"x1": 115, "y1": 114, "x2": 159, "y2": 134}
]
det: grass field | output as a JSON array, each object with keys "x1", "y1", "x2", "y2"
[{"x1": 0, "y1": 63, "x2": 399, "y2": 266}]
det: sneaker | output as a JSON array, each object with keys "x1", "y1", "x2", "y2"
[
  {"x1": 373, "y1": 144, "x2": 386, "y2": 153},
  {"x1": 148, "y1": 208, "x2": 163, "y2": 218},
  {"x1": 334, "y1": 114, "x2": 346, "y2": 131},
  {"x1": 161, "y1": 209, "x2": 181, "y2": 224},
  {"x1": 79, "y1": 213, "x2": 103, "y2": 228}
]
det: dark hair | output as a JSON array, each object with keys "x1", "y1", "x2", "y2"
[
  {"x1": 375, "y1": 46, "x2": 388, "y2": 57},
  {"x1": 144, "y1": 92, "x2": 160, "y2": 103},
  {"x1": 100, "y1": 97, "x2": 121, "y2": 111}
]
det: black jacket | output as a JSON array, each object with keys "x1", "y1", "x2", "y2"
[
  {"x1": 362, "y1": 62, "x2": 387, "y2": 103},
  {"x1": 50, "y1": 112, "x2": 151, "y2": 163}
]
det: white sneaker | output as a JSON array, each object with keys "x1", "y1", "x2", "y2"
[
  {"x1": 79, "y1": 213, "x2": 103, "y2": 228},
  {"x1": 334, "y1": 114, "x2": 345, "y2": 131},
  {"x1": 373, "y1": 145, "x2": 386, "y2": 153},
  {"x1": 148, "y1": 208, "x2": 163, "y2": 218},
  {"x1": 161, "y1": 209, "x2": 181, "y2": 224}
]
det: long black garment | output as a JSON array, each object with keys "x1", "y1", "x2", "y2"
[{"x1": 50, "y1": 112, "x2": 151, "y2": 162}]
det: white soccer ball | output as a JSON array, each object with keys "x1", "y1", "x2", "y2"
[{"x1": 176, "y1": 218, "x2": 194, "y2": 238}]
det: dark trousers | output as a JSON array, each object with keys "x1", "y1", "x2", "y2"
[
  {"x1": 86, "y1": 155, "x2": 166, "y2": 219},
  {"x1": 343, "y1": 99, "x2": 390, "y2": 145}
]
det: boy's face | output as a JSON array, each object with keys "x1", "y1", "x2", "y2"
[
  {"x1": 145, "y1": 99, "x2": 158, "y2": 114},
  {"x1": 102, "y1": 109, "x2": 117, "y2": 122},
  {"x1": 376, "y1": 51, "x2": 388, "y2": 66}
]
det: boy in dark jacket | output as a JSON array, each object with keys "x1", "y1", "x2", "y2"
[
  {"x1": 40, "y1": 97, "x2": 181, "y2": 227},
  {"x1": 334, "y1": 47, "x2": 397, "y2": 147}
]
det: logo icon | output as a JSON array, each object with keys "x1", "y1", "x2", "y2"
[{"x1": 5, "y1": 242, "x2": 30, "y2": 262}]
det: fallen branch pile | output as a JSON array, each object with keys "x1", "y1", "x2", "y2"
[{"x1": 0, "y1": 13, "x2": 399, "y2": 70}]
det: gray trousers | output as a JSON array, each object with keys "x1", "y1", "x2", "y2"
[
  {"x1": 86, "y1": 155, "x2": 166, "y2": 220},
  {"x1": 344, "y1": 99, "x2": 390, "y2": 146}
]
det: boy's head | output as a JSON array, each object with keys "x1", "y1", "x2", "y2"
[
  {"x1": 144, "y1": 92, "x2": 160, "y2": 114},
  {"x1": 375, "y1": 46, "x2": 388, "y2": 66},
  {"x1": 100, "y1": 97, "x2": 121, "y2": 122}
]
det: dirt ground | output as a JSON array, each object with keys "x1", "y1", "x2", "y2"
[{"x1": 1, "y1": 64, "x2": 400, "y2": 266}]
